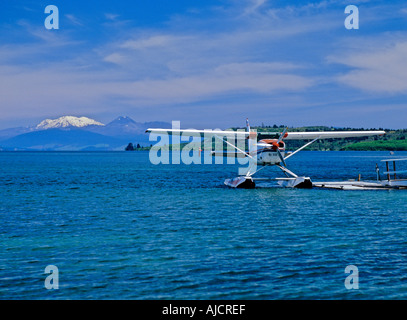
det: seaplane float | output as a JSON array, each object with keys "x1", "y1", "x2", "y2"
[{"x1": 146, "y1": 119, "x2": 386, "y2": 189}]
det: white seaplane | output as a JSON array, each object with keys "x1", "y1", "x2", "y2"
[{"x1": 146, "y1": 119, "x2": 385, "y2": 189}]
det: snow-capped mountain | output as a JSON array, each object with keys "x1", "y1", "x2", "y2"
[
  {"x1": 36, "y1": 116, "x2": 105, "y2": 130},
  {"x1": 108, "y1": 116, "x2": 137, "y2": 126},
  {"x1": 87, "y1": 116, "x2": 172, "y2": 137},
  {"x1": 0, "y1": 115, "x2": 171, "y2": 150}
]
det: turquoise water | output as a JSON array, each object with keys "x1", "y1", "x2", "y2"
[{"x1": 1, "y1": 151, "x2": 407, "y2": 299}]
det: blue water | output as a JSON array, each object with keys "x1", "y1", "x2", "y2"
[{"x1": 1, "y1": 151, "x2": 407, "y2": 299}]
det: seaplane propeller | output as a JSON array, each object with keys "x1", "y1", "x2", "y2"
[{"x1": 267, "y1": 127, "x2": 288, "y2": 167}]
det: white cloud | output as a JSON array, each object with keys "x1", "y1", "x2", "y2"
[
  {"x1": 0, "y1": 1, "x2": 339, "y2": 126},
  {"x1": 0, "y1": 60, "x2": 312, "y2": 119},
  {"x1": 103, "y1": 52, "x2": 127, "y2": 65},
  {"x1": 214, "y1": 62, "x2": 304, "y2": 75},
  {"x1": 65, "y1": 14, "x2": 83, "y2": 26},
  {"x1": 329, "y1": 40, "x2": 407, "y2": 93},
  {"x1": 1, "y1": 0, "x2": 406, "y2": 129},
  {"x1": 125, "y1": 72, "x2": 312, "y2": 103},
  {"x1": 105, "y1": 13, "x2": 120, "y2": 21},
  {"x1": 120, "y1": 35, "x2": 191, "y2": 50},
  {"x1": 242, "y1": 0, "x2": 267, "y2": 15}
]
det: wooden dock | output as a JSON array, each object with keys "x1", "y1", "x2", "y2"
[{"x1": 313, "y1": 180, "x2": 407, "y2": 190}]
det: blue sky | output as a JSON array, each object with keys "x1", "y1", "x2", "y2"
[{"x1": 1, "y1": 0, "x2": 407, "y2": 129}]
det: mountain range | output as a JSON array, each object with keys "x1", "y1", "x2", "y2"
[{"x1": 0, "y1": 116, "x2": 171, "y2": 151}]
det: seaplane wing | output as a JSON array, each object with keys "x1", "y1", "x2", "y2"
[
  {"x1": 146, "y1": 128, "x2": 252, "y2": 139},
  {"x1": 146, "y1": 128, "x2": 385, "y2": 140},
  {"x1": 259, "y1": 130, "x2": 386, "y2": 140}
]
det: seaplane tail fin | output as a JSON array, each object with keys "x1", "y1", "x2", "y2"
[{"x1": 245, "y1": 118, "x2": 252, "y2": 152}]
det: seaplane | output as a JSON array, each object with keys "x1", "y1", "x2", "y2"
[{"x1": 146, "y1": 119, "x2": 386, "y2": 189}]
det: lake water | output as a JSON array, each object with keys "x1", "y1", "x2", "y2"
[{"x1": 1, "y1": 151, "x2": 407, "y2": 299}]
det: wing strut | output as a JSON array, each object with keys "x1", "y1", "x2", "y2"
[
  {"x1": 284, "y1": 137, "x2": 320, "y2": 161},
  {"x1": 213, "y1": 135, "x2": 256, "y2": 161},
  {"x1": 276, "y1": 164, "x2": 298, "y2": 178}
]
